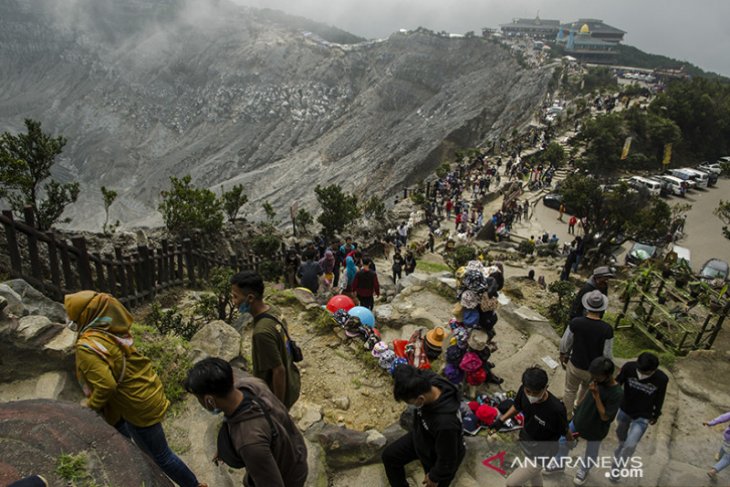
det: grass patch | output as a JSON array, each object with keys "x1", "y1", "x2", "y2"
[
  {"x1": 417, "y1": 261, "x2": 452, "y2": 274},
  {"x1": 56, "y1": 452, "x2": 103, "y2": 486},
  {"x1": 132, "y1": 323, "x2": 192, "y2": 413}
]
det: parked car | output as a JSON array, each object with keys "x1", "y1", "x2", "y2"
[
  {"x1": 627, "y1": 176, "x2": 662, "y2": 196},
  {"x1": 699, "y1": 162, "x2": 722, "y2": 175},
  {"x1": 671, "y1": 245, "x2": 691, "y2": 267},
  {"x1": 543, "y1": 193, "x2": 563, "y2": 210},
  {"x1": 648, "y1": 176, "x2": 671, "y2": 196},
  {"x1": 655, "y1": 175, "x2": 686, "y2": 197},
  {"x1": 699, "y1": 259, "x2": 729, "y2": 285},
  {"x1": 681, "y1": 168, "x2": 710, "y2": 188},
  {"x1": 693, "y1": 167, "x2": 718, "y2": 186},
  {"x1": 666, "y1": 169, "x2": 697, "y2": 189},
  {"x1": 626, "y1": 242, "x2": 658, "y2": 266}
]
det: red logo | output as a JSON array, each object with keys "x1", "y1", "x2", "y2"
[{"x1": 482, "y1": 450, "x2": 507, "y2": 475}]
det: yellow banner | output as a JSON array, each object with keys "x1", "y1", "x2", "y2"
[
  {"x1": 620, "y1": 137, "x2": 632, "y2": 160},
  {"x1": 663, "y1": 143, "x2": 672, "y2": 166}
]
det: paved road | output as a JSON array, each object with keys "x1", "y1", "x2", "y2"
[
  {"x1": 512, "y1": 178, "x2": 730, "y2": 272},
  {"x1": 674, "y1": 178, "x2": 730, "y2": 271}
]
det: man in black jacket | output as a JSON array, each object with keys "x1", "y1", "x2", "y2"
[
  {"x1": 569, "y1": 266, "x2": 614, "y2": 321},
  {"x1": 609, "y1": 352, "x2": 668, "y2": 483},
  {"x1": 382, "y1": 366, "x2": 465, "y2": 487}
]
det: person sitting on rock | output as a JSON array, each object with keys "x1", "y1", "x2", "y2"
[
  {"x1": 184, "y1": 358, "x2": 308, "y2": 487},
  {"x1": 382, "y1": 365, "x2": 465, "y2": 487},
  {"x1": 65, "y1": 291, "x2": 207, "y2": 487},
  {"x1": 404, "y1": 250, "x2": 417, "y2": 276}
]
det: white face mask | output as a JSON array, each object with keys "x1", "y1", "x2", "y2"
[
  {"x1": 526, "y1": 392, "x2": 544, "y2": 404},
  {"x1": 637, "y1": 371, "x2": 654, "y2": 380}
]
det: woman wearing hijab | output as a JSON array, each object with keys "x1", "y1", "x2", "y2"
[
  {"x1": 65, "y1": 291, "x2": 205, "y2": 487},
  {"x1": 343, "y1": 255, "x2": 358, "y2": 299},
  {"x1": 319, "y1": 249, "x2": 336, "y2": 291}
]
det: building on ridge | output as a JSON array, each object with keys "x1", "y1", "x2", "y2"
[{"x1": 500, "y1": 15, "x2": 561, "y2": 39}]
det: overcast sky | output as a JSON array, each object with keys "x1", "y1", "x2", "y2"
[{"x1": 236, "y1": 0, "x2": 730, "y2": 77}]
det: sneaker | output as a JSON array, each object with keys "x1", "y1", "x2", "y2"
[
  {"x1": 608, "y1": 467, "x2": 621, "y2": 484},
  {"x1": 543, "y1": 464, "x2": 565, "y2": 475},
  {"x1": 574, "y1": 467, "x2": 589, "y2": 485}
]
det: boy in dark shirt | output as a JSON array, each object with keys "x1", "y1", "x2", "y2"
[
  {"x1": 382, "y1": 366, "x2": 465, "y2": 487},
  {"x1": 352, "y1": 258, "x2": 380, "y2": 310},
  {"x1": 610, "y1": 352, "x2": 668, "y2": 483},
  {"x1": 495, "y1": 367, "x2": 569, "y2": 487},
  {"x1": 547, "y1": 357, "x2": 623, "y2": 485}
]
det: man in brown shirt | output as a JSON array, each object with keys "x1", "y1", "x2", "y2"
[{"x1": 185, "y1": 358, "x2": 308, "y2": 487}]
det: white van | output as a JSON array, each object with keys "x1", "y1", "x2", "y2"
[
  {"x1": 672, "y1": 245, "x2": 691, "y2": 267},
  {"x1": 667, "y1": 169, "x2": 697, "y2": 189},
  {"x1": 628, "y1": 176, "x2": 662, "y2": 196},
  {"x1": 681, "y1": 168, "x2": 709, "y2": 188},
  {"x1": 656, "y1": 175, "x2": 687, "y2": 196}
]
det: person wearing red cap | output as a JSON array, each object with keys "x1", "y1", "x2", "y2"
[{"x1": 493, "y1": 366, "x2": 568, "y2": 487}]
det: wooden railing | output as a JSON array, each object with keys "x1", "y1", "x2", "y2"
[{"x1": 0, "y1": 208, "x2": 276, "y2": 306}]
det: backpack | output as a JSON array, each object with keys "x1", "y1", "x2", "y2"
[
  {"x1": 254, "y1": 313, "x2": 304, "y2": 363},
  {"x1": 217, "y1": 394, "x2": 278, "y2": 469}
]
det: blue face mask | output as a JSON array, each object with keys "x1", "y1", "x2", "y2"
[{"x1": 239, "y1": 302, "x2": 251, "y2": 315}]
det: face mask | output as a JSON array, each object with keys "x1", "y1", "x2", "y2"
[
  {"x1": 637, "y1": 371, "x2": 653, "y2": 380},
  {"x1": 413, "y1": 398, "x2": 425, "y2": 410},
  {"x1": 526, "y1": 393, "x2": 543, "y2": 404},
  {"x1": 238, "y1": 302, "x2": 251, "y2": 314}
]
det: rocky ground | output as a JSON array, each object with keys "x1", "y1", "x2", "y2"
[{"x1": 1, "y1": 238, "x2": 730, "y2": 486}]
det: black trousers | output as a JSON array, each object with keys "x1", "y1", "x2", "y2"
[
  {"x1": 382, "y1": 433, "x2": 462, "y2": 487},
  {"x1": 358, "y1": 295, "x2": 374, "y2": 310}
]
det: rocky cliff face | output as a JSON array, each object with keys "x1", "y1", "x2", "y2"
[{"x1": 0, "y1": 0, "x2": 553, "y2": 230}]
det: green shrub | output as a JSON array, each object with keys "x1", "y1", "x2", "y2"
[
  {"x1": 518, "y1": 240, "x2": 536, "y2": 255},
  {"x1": 159, "y1": 175, "x2": 224, "y2": 237},
  {"x1": 145, "y1": 303, "x2": 200, "y2": 341},
  {"x1": 547, "y1": 280, "x2": 576, "y2": 332},
  {"x1": 132, "y1": 322, "x2": 192, "y2": 407},
  {"x1": 449, "y1": 245, "x2": 477, "y2": 269}
]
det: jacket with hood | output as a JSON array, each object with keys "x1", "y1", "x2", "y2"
[
  {"x1": 66, "y1": 291, "x2": 168, "y2": 427},
  {"x1": 411, "y1": 374, "x2": 465, "y2": 483},
  {"x1": 225, "y1": 374, "x2": 308, "y2": 487}
]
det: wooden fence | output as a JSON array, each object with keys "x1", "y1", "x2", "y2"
[{"x1": 0, "y1": 208, "x2": 276, "y2": 306}]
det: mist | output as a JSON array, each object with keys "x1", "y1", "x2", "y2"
[{"x1": 235, "y1": 0, "x2": 730, "y2": 77}]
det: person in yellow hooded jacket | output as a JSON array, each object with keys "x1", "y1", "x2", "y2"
[{"x1": 65, "y1": 291, "x2": 206, "y2": 487}]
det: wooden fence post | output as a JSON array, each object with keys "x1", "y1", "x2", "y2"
[
  {"x1": 184, "y1": 239, "x2": 196, "y2": 286},
  {"x1": 176, "y1": 243, "x2": 184, "y2": 284},
  {"x1": 59, "y1": 240, "x2": 76, "y2": 290},
  {"x1": 105, "y1": 253, "x2": 117, "y2": 296},
  {"x1": 93, "y1": 252, "x2": 107, "y2": 292},
  {"x1": 71, "y1": 237, "x2": 93, "y2": 290},
  {"x1": 114, "y1": 247, "x2": 128, "y2": 300},
  {"x1": 1, "y1": 211, "x2": 22, "y2": 275},
  {"x1": 46, "y1": 232, "x2": 62, "y2": 296},
  {"x1": 22, "y1": 207, "x2": 43, "y2": 279}
]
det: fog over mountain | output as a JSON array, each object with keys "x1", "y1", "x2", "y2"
[{"x1": 1, "y1": 0, "x2": 552, "y2": 230}]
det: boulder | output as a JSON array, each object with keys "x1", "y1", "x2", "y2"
[
  {"x1": 332, "y1": 396, "x2": 350, "y2": 411},
  {"x1": 304, "y1": 438, "x2": 328, "y2": 487},
  {"x1": 315, "y1": 424, "x2": 388, "y2": 469},
  {"x1": 189, "y1": 320, "x2": 242, "y2": 363},
  {"x1": 0, "y1": 284, "x2": 25, "y2": 317},
  {"x1": 290, "y1": 401, "x2": 324, "y2": 432},
  {"x1": 331, "y1": 464, "x2": 388, "y2": 487},
  {"x1": 16, "y1": 315, "x2": 53, "y2": 341},
  {"x1": 0, "y1": 400, "x2": 172, "y2": 486},
  {"x1": 2, "y1": 279, "x2": 66, "y2": 323},
  {"x1": 394, "y1": 272, "x2": 429, "y2": 294}
]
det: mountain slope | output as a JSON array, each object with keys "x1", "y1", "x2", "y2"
[{"x1": 0, "y1": 0, "x2": 552, "y2": 230}]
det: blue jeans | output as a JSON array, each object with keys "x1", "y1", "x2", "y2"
[
  {"x1": 554, "y1": 421, "x2": 602, "y2": 471},
  {"x1": 117, "y1": 421, "x2": 199, "y2": 487},
  {"x1": 614, "y1": 409, "x2": 650, "y2": 462},
  {"x1": 714, "y1": 442, "x2": 730, "y2": 473}
]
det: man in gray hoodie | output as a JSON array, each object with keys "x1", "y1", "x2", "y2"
[{"x1": 184, "y1": 358, "x2": 308, "y2": 487}]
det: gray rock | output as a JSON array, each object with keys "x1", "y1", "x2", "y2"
[
  {"x1": 189, "y1": 320, "x2": 242, "y2": 363},
  {"x1": 43, "y1": 327, "x2": 76, "y2": 356},
  {"x1": 315, "y1": 424, "x2": 388, "y2": 469},
  {"x1": 0, "y1": 283, "x2": 27, "y2": 317},
  {"x1": 333, "y1": 396, "x2": 351, "y2": 411},
  {"x1": 2, "y1": 279, "x2": 66, "y2": 323},
  {"x1": 513, "y1": 305, "x2": 549, "y2": 323},
  {"x1": 365, "y1": 429, "x2": 387, "y2": 449},
  {"x1": 17, "y1": 315, "x2": 53, "y2": 341},
  {"x1": 304, "y1": 438, "x2": 329, "y2": 487},
  {"x1": 331, "y1": 464, "x2": 388, "y2": 487},
  {"x1": 290, "y1": 401, "x2": 324, "y2": 431}
]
